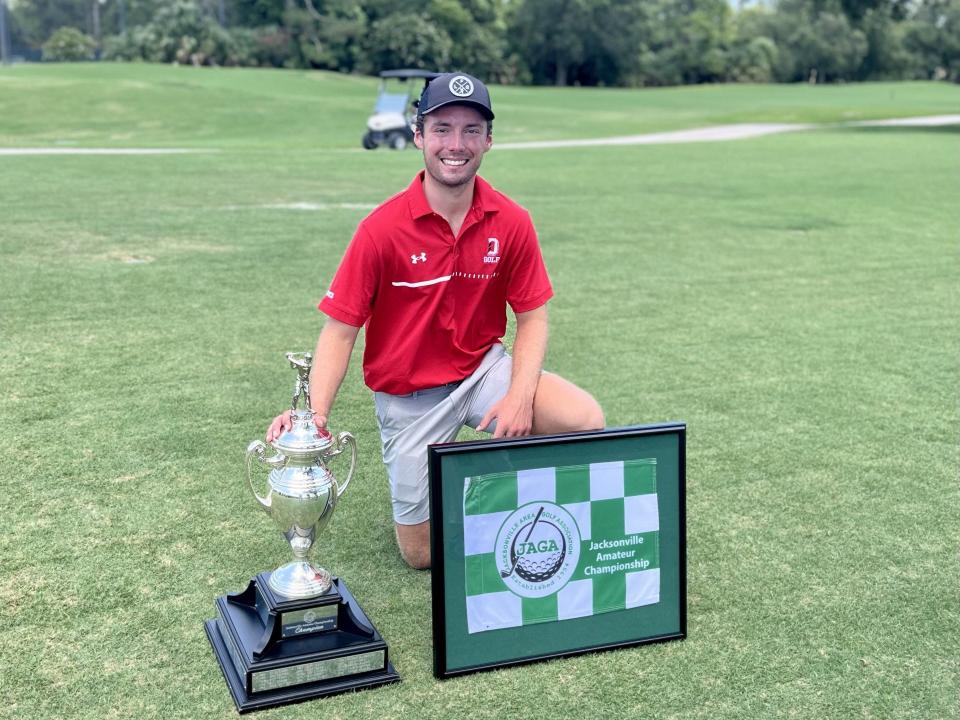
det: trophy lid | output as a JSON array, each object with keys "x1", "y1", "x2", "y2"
[{"x1": 272, "y1": 409, "x2": 335, "y2": 456}]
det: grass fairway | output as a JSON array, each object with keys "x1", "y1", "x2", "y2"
[{"x1": 1, "y1": 65, "x2": 957, "y2": 720}]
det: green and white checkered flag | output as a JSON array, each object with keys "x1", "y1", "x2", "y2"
[{"x1": 463, "y1": 459, "x2": 660, "y2": 634}]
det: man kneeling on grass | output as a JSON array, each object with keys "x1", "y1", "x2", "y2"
[{"x1": 267, "y1": 72, "x2": 604, "y2": 569}]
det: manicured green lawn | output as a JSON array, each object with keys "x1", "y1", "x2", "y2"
[
  {"x1": 0, "y1": 62, "x2": 958, "y2": 148},
  {"x1": 0, "y1": 65, "x2": 956, "y2": 720}
]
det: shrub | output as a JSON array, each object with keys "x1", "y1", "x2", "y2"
[
  {"x1": 101, "y1": 1, "x2": 242, "y2": 67},
  {"x1": 730, "y1": 36, "x2": 779, "y2": 83},
  {"x1": 41, "y1": 26, "x2": 96, "y2": 62}
]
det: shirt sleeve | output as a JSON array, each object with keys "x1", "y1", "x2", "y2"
[
  {"x1": 317, "y1": 224, "x2": 380, "y2": 327},
  {"x1": 505, "y1": 212, "x2": 554, "y2": 314}
]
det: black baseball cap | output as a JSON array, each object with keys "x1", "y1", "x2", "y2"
[{"x1": 417, "y1": 72, "x2": 495, "y2": 121}]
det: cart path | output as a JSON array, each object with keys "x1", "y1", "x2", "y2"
[
  {"x1": 0, "y1": 148, "x2": 211, "y2": 155},
  {"x1": 1, "y1": 114, "x2": 957, "y2": 155},
  {"x1": 494, "y1": 114, "x2": 960, "y2": 150}
]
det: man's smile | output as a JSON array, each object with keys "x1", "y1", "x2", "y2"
[{"x1": 441, "y1": 158, "x2": 468, "y2": 166}]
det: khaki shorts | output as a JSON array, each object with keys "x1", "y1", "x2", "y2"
[{"x1": 373, "y1": 344, "x2": 512, "y2": 525}]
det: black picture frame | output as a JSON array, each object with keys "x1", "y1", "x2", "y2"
[{"x1": 428, "y1": 423, "x2": 686, "y2": 679}]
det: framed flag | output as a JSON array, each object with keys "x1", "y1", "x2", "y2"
[{"x1": 427, "y1": 423, "x2": 686, "y2": 678}]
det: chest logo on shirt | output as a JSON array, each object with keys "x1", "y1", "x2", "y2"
[
  {"x1": 484, "y1": 237, "x2": 500, "y2": 264},
  {"x1": 411, "y1": 252, "x2": 427, "y2": 264}
]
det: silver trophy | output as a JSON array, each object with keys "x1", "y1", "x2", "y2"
[
  {"x1": 245, "y1": 351, "x2": 357, "y2": 599},
  {"x1": 206, "y1": 351, "x2": 397, "y2": 711}
]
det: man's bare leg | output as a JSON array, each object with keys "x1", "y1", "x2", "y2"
[
  {"x1": 531, "y1": 371, "x2": 605, "y2": 434},
  {"x1": 392, "y1": 373, "x2": 602, "y2": 571},
  {"x1": 395, "y1": 521, "x2": 431, "y2": 570}
]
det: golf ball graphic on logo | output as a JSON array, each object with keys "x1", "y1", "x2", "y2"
[
  {"x1": 496, "y1": 502, "x2": 581, "y2": 598},
  {"x1": 513, "y1": 519, "x2": 564, "y2": 582}
]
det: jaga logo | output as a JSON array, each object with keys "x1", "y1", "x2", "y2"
[
  {"x1": 495, "y1": 502, "x2": 581, "y2": 598},
  {"x1": 483, "y1": 237, "x2": 500, "y2": 264},
  {"x1": 449, "y1": 75, "x2": 474, "y2": 98},
  {"x1": 411, "y1": 252, "x2": 427, "y2": 264}
]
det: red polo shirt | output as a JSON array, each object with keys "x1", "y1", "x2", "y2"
[{"x1": 318, "y1": 171, "x2": 553, "y2": 394}]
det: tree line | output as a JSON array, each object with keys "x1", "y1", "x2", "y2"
[{"x1": 8, "y1": 0, "x2": 960, "y2": 84}]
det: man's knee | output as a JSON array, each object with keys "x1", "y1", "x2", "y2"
[
  {"x1": 563, "y1": 399, "x2": 604, "y2": 433},
  {"x1": 399, "y1": 542, "x2": 431, "y2": 570},
  {"x1": 534, "y1": 373, "x2": 605, "y2": 434},
  {"x1": 579, "y1": 397, "x2": 605, "y2": 431},
  {"x1": 395, "y1": 521, "x2": 431, "y2": 570}
]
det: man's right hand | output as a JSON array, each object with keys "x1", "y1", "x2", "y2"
[{"x1": 266, "y1": 410, "x2": 328, "y2": 443}]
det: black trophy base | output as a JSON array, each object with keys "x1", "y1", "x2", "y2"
[{"x1": 205, "y1": 573, "x2": 399, "y2": 713}]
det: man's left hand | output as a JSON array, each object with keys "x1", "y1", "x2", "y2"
[{"x1": 477, "y1": 390, "x2": 534, "y2": 439}]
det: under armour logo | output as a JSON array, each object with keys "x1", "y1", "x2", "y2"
[
  {"x1": 449, "y1": 75, "x2": 474, "y2": 97},
  {"x1": 411, "y1": 252, "x2": 427, "y2": 264}
]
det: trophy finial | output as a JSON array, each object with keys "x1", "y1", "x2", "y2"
[{"x1": 286, "y1": 351, "x2": 312, "y2": 411}]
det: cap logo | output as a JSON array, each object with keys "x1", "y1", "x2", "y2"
[{"x1": 449, "y1": 76, "x2": 474, "y2": 98}]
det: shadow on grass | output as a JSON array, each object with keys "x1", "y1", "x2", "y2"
[
  {"x1": 834, "y1": 124, "x2": 960, "y2": 137},
  {"x1": 730, "y1": 215, "x2": 845, "y2": 233}
]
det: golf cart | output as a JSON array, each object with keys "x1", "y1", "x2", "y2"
[{"x1": 362, "y1": 69, "x2": 439, "y2": 150}]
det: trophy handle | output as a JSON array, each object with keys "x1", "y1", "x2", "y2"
[
  {"x1": 327, "y1": 431, "x2": 357, "y2": 498},
  {"x1": 245, "y1": 440, "x2": 284, "y2": 511}
]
